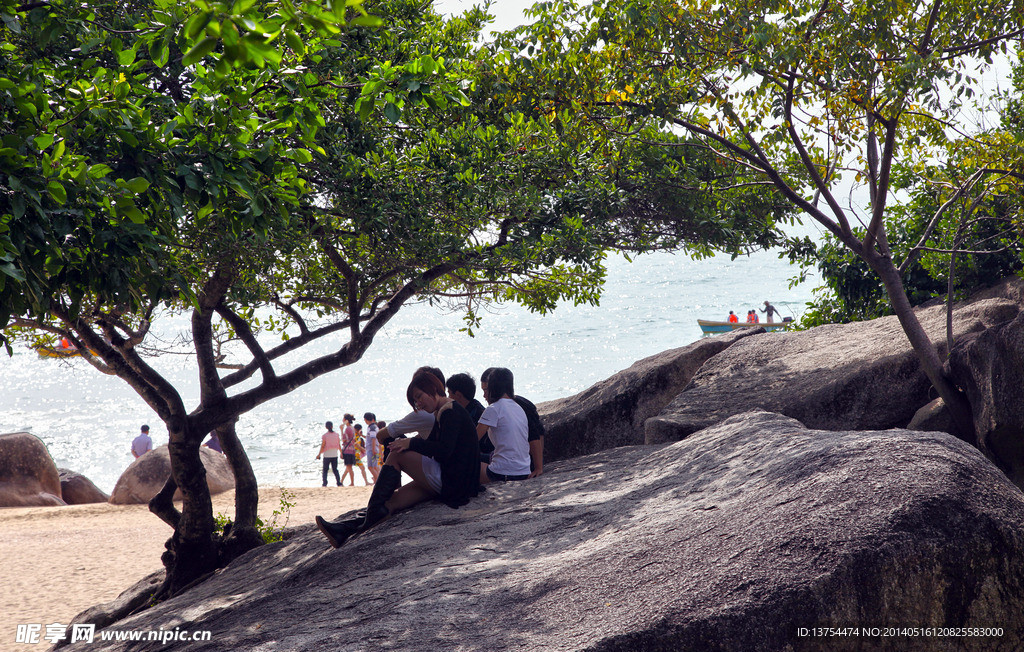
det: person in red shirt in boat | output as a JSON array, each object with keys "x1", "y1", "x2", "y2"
[{"x1": 728, "y1": 311, "x2": 738, "y2": 323}]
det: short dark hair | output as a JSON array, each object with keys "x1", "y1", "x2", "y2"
[
  {"x1": 363, "y1": 412, "x2": 376, "y2": 422},
  {"x1": 141, "y1": 425, "x2": 150, "y2": 432},
  {"x1": 446, "y1": 373, "x2": 476, "y2": 400},
  {"x1": 407, "y1": 371, "x2": 446, "y2": 408},
  {"x1": 415, "y1": 366, "x2": 445, "y2": 386},
  {"x1": 325, "y1": 421, "x2": 334, "y2": 430},
  {"x1": 484, "y1": 367, "x2": 514, "y2": 402},
  {"x1": 354, "y1": 424, "x2": 362, "y2": 431},
  {"x1": 377, "y1": 420, "x2": 387, "y2": 428},
  {"x1": 480, "y1": 367, "x2": 497, "y2": 384}
]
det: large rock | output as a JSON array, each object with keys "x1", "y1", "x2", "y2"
[
  {"x1": 538, "y1": 328, "x2": 760, "y2": 461},
  {"x1": 0, "y1": 432, "x2": 65, "y2": 507},
  {"x1": 947, "y1": 310, "x2": 1024, "y2": 488},
  {"x1": 65, "y1": 412, "x2": 1024, "y2": 651},
  {"x1": 645, "y1": 298, "x2": 1021, "y2": 444},
  {"x1": 108, "y1": 445, "x2": 234, "y2": 505},
  {"x1": 58, "y1": 468, "x2": 110, "y2": 505}
]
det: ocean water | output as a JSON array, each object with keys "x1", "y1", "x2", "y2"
[{"x1": 0, "y1": 247, "x2": 818, "y2": 493}]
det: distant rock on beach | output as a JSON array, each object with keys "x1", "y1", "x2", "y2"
[
  {"x1": 59, "y1": 468, "x2": 111, "y2": 505},
  {"x1": 61, "y1": 411, "x2": 1024, "y2": 651},
  {"x1": 109, "y1": 445, "x2": 234, "y2": 505},
  {"x1": 0, "y1": 431, "x2": 65, "y2": 507}
]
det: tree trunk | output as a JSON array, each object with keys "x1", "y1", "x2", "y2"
[
  {"x1": 866, "y1": 251, "x2": 975, "y2": 440},
  {"x1": 156, "y1": 419, "x2": 219, "y2": 599},
  {"x1": 217, "y1": 419, "x2": 264, "y2": 560}
]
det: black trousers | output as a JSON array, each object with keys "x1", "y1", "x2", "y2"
[{"x1": 322, "y1": 456, "x2": 341, "y2": 486}]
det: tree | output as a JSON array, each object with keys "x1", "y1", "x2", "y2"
[
  {"x1": 502, "y1": 0, "x2": 1024, "y2": 437},
  {"x1": 1, "y1": 0, "x2": 791, "y2": 604},
  {"x1": 798, "y1": 56, "x2": 1024, "y2": 332}
]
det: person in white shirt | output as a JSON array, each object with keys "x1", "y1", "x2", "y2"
[
  {"x1": 131, "y1": 425, "x2": 153, "y2": 459},
  {"x1": 477, "y1": 367, "x2": 531, "y2": 483}
]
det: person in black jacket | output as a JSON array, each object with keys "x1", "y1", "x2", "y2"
[{"x1": 315, "y1": 371, "x2": 480, "y2": 548}]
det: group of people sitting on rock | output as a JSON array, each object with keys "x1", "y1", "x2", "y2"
[{"x1": 315, "y1": 366, "x2": 543, "y2": 549}]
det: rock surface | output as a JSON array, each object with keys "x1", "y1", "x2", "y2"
[
  {"x1": 66, "y1": 412, "x2": 1024, "y2": 651},
  {"x1": 947, "y1": 311, "x2": 1024, "y2": 488},
  {"x1": 538, "y1": 328, "x2": 760, "y2": 461},
  {"x1": 645, "y1": 298, "x2": 1020, "y2": 444},
  {"x1": 0, "y1": 432, "x2": 65, "y2": 507},
  {"x1": 906, "y1": 397, "x2": 954, "y2": 434},
  {"x1": 108, "y1": 445, "x2": 234, "y2": 505},
  {"x1": 58, "y1": 468, "x2": 111, "y2": 505}
]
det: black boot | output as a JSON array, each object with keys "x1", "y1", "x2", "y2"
[
  {"x1": 361, "y1": 465, "x2": 402, "y2": 530},
  {"x1": 315, "y1": 514, "x2": 362, "y2": 549}
]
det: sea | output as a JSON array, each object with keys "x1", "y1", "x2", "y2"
[{"x1": 0, "y1": 238, "x2": 822, "y2": 494}]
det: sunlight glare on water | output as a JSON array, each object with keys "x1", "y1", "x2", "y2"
[{"x1": 0, "y1": 249, "x2": 816, "y2": 492}]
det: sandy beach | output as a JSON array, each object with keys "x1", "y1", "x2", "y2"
[{"x1": 0, "y1": 486, "x2": 371, "y2": 652}]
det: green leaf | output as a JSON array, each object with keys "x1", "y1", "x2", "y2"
[
  {"x1": 383, "y1": 102, "x2": 401, "y2": 123},
  {"x1": 117, "y1": 46, "x2": 137, "y2": 66},
  {"x1": 186, "y1": 10, "x2": 213, "y2": 39},
  {"x1": 87, "y1": 164, "x2": 113, "y2": 179},
  {"x1": 289, "y1": 148, "x2": 313, "y2": 163},
  {"x1": 47, "y1": 180, "x2": 67, "y2": 205},
  {"x1": 183, "y1": 37, "x2": 219, "y2": 66},
  {"x1": 33, "y1": 134, "x2": 54, "y2": 150},
  {"x1": 125, "y1": 177, "x2": 151, "y2": 194},
  {"x1": 350, "y1": 15, "x2": 383, "y2": 28}
]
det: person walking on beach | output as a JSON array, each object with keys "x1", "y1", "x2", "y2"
[
  {"x1": 131, "y1": 425, "x2": 152, "y2": 459},
  {"x1": 761, "y1": 301, "x2": 779, "y2": 323},
  {"x1": 316, "y1": 421, "x2": 343, "y2": 487},
  {"x1": 340, "y1": 414, "x2": 357, "y2": 487},
  {"x1": 364, "y1": 412, "x2": 381, "y2": 483},
  {"x1": 353, "y1": 423, "x2": 371, "y2": 485}
]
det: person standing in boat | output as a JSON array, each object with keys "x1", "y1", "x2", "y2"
[{"x1": 761, "y1": 301, "x2": 779, "y2": 323}]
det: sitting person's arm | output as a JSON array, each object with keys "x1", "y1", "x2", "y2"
[
  {"x1": 377, "y1": 409, "x2": 435, "y2": 443},
  {"x1": 529, "y1": 438, "x2": 544, "y2": 478},
  {"x1": 407, "y1": 406, "x2": 458, "y2": 463},
  {"x1": 515, "y1": 395, "x2": 545, "y2": 477}
]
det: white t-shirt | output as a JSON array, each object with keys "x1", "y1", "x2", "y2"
[{"x1": 478, "y1": 398, "x2": 530, "y2": 476}]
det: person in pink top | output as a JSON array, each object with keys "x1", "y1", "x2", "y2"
[
  {"x1": 316, "y1": 421, "x2": 343, "y2": 487},
  {"x1": 340, "y1": 414, "x2": 357, "y2": 487}
]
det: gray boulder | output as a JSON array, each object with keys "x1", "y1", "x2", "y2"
[
  {"x1": 947, "y1": 311, "x2": 1024, "y2": 488},
  {"x1": 0, "y1": 432, "x2": 65, "y2": 507},
  {"x1": 109, "y1": 445, "x2": 234, "y2": 505},
  {"x1": 538, "y1": 328, "x2": 759, "y2": 461},
  {"x1": 646, "y1": 298, "x2": 1020, "y2": 444},
  {"x1": 64, "y1": 412, "x2": 1024, "y2": 651},
  {"x1": 907, "y1": 397, "x2": 955, "y2": 434},
  {"x1": 58, "y1": 468, "x2": 110, "y2": 505}
]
